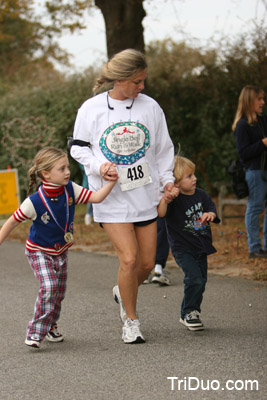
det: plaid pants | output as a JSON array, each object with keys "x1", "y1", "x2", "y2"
[{"x1": 25, "y1": 250, "x2": 68, "y2": 341}]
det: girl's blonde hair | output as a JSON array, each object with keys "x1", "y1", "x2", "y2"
[
  {"x1": 174, "y1": 155, "x2": 195, "y2": 183},
  {"x1": 232, "y1": 85, "x2": 264, "y2": 131},
  {"x1": 27, "y1": 147, "x2": 67, "y2": 196},
  {"x1": 93, "y1": 48, "x2": 147, "y2": 94}
]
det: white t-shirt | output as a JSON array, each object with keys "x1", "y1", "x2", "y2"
[{"x1": 71, "y1": 92, "x2": 175, "y2": 223}]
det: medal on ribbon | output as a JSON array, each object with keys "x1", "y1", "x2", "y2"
[{"x1": 64, "y1": 232, "x2": 74, "y2": 243}]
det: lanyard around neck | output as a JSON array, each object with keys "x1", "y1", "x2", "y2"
[{"x1": 39, "y1": 186, "x2": 69, "y2": 234}]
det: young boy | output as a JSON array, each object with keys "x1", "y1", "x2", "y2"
[{"x1": 158, "y1": 156, "x2": 220, "y2": 331}]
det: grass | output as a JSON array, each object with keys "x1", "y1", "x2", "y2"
[{"x1": 2, "y1": 203, "x2": 267, "y2": 282}]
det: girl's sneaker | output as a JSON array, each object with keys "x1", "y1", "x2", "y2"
[
  {"x1": 25, "y1": 337, "x2": 41, "y2": 348},
  {"x1": 46, "y1": 325, "x2": 64, "y2": 342}
]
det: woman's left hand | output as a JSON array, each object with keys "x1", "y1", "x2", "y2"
[{"x1": 164, "y1": 182, "x2": 178, "y2": 202}]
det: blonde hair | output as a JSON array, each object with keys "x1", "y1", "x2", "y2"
[
  {"x1": 27, "y1": 147, "x2": 67, "y2": 196},
  {"x1": 232, "y1": 85, "x2": 264, "y2": 130},
  {"x1": 174, "y1": 155, "x2": 195, "y2": 183},
  {"x1": 93, "y1": 48, "x2": 147, "y2": 94}
]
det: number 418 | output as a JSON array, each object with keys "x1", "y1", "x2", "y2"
[{"x1": 127, "y1": 166, "x2": 144, "y2": 181}]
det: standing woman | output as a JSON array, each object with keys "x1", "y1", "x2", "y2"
[
  {"x1": 71, "y1": 49, "x2": 175, "y2": 343},
  {"x1": 232, "y1": 85, "x2": 267, "y2": 258}
]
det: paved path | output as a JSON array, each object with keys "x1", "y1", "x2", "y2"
[{"x1": 0, "y1": 241, "x2": 266, "y2": 400}]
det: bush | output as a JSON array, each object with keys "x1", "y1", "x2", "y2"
[{"x1": 0, "y1": 68, "x2": 97, "y2": 194}]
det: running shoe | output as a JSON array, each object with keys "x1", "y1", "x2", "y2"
[
  {"x1": 151, "y1": 272, "x2": 170, "y2": 286},
  {"x1": 179, "y1": 310, "x2": 204, "y2": 331},
  {"x1": 84, "y1": 214, "x2": 92, "y2": 225},
  {"x1": 25, "y1": 337, "x2": 41, "y2": 348},
  {"x1": 113, "y1": 285, "x2": 127, "y2": 322},
  {"x1": 46, "y1": 325, "x2": 64, "y2": 342},
  {"x1": 122, "y1": 318, "x2": 145, "y2": 344},
  {"x1": 142, "y1": 273, "x2": 152, "y2": 284}
]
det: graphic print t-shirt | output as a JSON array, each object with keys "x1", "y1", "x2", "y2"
[
  {"x1": 71, "y1": 92, "x2": 175, "y2": 223},
  {"x1": 165, "y1": 188, "x2": 219, "y2": 255}
]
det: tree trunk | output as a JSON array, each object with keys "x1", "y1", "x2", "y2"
[{"x1": 95, "y1": 0, "x2": 146, "y2": 58}]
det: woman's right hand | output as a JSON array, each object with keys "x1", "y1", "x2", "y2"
[
  {"x1": 262, "y1": 138, "x2": 267, "y2": 147},
  {"x1": 100, "y1": 162, "x2": 118, "y2": 181}
]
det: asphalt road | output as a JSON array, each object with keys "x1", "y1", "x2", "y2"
[{"x1": 0, "y1": 241, "x2": 266, "y2": 400}]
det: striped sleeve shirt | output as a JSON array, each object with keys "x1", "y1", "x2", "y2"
[{"x1": 13, "y1": 182, "x2": 92, "y2": 223}]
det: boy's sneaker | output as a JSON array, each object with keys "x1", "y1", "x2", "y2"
[
  {"x1": 122, "y1": 319, "x2": 145, "y2": 344},
  {"x1": 46, "y1": 325, "x2": 64, "y2": 342},
  {"x1": 179, "y1": 310, "x2": 204, "y2": 331},
  {"x1": 113, "y1": 285, "x2": 127, "y2": 322},
  {"x1": 25, "y1": 337, "x2": 41, "y2": 348},
  {"x1": 151, "y1": 272, "x2": 170, "y2": 286}
]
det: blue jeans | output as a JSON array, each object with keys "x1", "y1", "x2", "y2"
[
  {"x1": 155, "y1": 217, "x2": 170, "y2": 268},
  {"x1": 173, "y1": 251, "x2": 207, "y2": 318},
  {"x1": 245, "y1": 169, "x2": 267, "y2": 253}
]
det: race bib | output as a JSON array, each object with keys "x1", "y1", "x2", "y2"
[{"x1": 118, "y1": 162, "x2": 152, "y2": 191}]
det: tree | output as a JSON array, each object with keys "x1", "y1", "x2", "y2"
[
  {"x1": 0, "y1": 0, "x2": 147, "y2": 83},
  {"x1": 0, "y1": 0, "x2": 68, "y2": 85},
  {"x1": 0, "y1": 0, "x2": 41, "y2": 75},
  {"x1": 95, "y1": 0, "x2": 145, "y2": 57},
  {"x1": 45, "y1": 0, "x2": 146, "y2": 57},
  {"x1": 0, "y1": 0, "x2": 91, "y2": 84}
]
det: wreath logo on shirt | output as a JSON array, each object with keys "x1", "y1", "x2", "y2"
[{"x1": 99, "y1": 121, "x2": 150, "y2": 165}]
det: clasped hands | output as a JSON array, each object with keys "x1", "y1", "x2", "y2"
[
  {"x1": 100, "y1": 162, "x2": 118, "y2": 181},
  {"x1": 163, "y1": 182, "x2": 179, "y2": 203},
  {"x1": 100, "y1": 165, "x2": 180, "y2": 206}
]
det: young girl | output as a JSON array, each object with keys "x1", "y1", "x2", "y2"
[
  {"x1": 158, "y1": 156, "x2": 220, "y2": 331},
  {"x1": 0, "y1": 147, "x2": 117, "y2": 348}
]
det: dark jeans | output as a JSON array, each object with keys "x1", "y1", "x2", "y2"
[
  {"x1": 245, "y1": 169, "x2": 267, "y2": 253},
  {"x1": 155, "y1": 217, "x2": 170, "y2": 268},
  {"x1": 173, "y1": 251, "x2": 207, "y2": 318}
]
